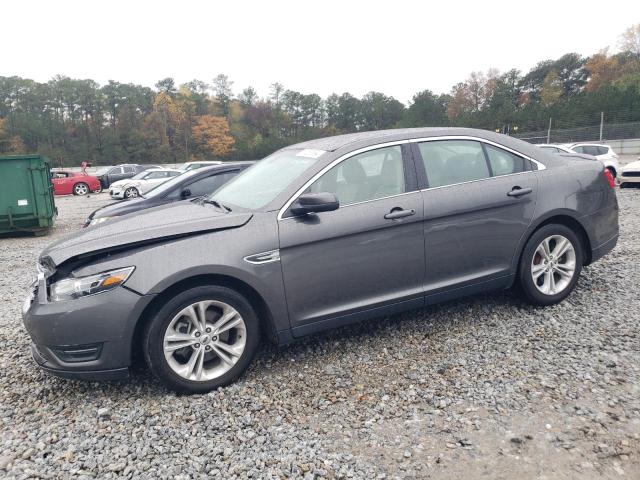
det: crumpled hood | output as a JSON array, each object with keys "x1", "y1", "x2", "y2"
[
  {"x1": 110, "y1": 178, "x2": 139, "y2": 188},
  {"x1": 41, "y1": 201, "x2": 253, "y2": 267},
  {"x1": 622, "y1": 160, "x2": 640, "y2": 172}
]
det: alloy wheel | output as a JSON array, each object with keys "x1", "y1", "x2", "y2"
[
  {"x1": 531, "y1": 234, "x2": 576, "y2": 295},
  {"x1": 74, "y1": 183, "x2": 88, "y2": 195},
  {"x1": 162, "y1": 300, "x2": 247, "y2": 381},
  {"x1": 125, "y1": 187, "x2": 139, "y2": 198}
]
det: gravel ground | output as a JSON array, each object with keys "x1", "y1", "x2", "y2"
[{"x1": 0, "y1": 188, "x2": 639, "y2": 480}]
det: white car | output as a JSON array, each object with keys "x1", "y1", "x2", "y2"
[
  {"x1": 176, "y1": 161, "x2": 222, "y2": 171},
  {"x1": 619, "y1": 159, "x2": 640, "y2": 187},
  {"x1": 563, "y1": 143, "x2": 621, "y2": 178},
  {"x1": 109, "y1": 169, "x2": 182, "y2": 199}
]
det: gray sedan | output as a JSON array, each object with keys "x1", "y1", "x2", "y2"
[{"x1": 22, "y1": 127, "x2": 619, "y2": 393}]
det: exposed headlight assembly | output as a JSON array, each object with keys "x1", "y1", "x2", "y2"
[{"x1": 50, "y1": 267, "x2": 135, "y2": 302}]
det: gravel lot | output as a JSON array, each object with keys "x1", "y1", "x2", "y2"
[{"x1": 0, "y1": 187, "x2": 639, "y2": 479}]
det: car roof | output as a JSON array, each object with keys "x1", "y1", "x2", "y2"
[
  {"x1": 282, "y1": 127, "x2": 556, "y2": 165},
  {"x1": 145, "y1": 168, "x2": 182, "y2": 172},
  {"x1": 568, "y1": 143, "x2": 609, "y2": 147}
]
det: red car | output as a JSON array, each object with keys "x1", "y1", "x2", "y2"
[{"x1": 51, "y1": 171, "x2": 102, "y2": 196}]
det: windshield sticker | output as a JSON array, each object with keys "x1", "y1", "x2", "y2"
[{"x1": 296, "y1": 149, "x2": 326, "y2": 159}]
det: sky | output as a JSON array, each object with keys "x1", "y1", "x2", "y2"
[{"x1": 3, "y1": 0, "x2": 636, "y2": 103}]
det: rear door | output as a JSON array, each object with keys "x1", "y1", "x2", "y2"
[
  {"x1": 413, "y1": 138, "x2": 538, "y2": 297},
  {"x1": 278, "y1": 143, "x2": 425, "y2": 335}
]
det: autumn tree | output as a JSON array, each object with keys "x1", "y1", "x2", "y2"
[
  {"x1": 212, "y1": 74, "x2": 234, "y2": 116},
  {"x1": 619, "y1": 23, "x2": 640, "y2": 56},
  {"x1": 540, "y1": 70, "x2": 563, "y2": 106},
  {"x1": 191, "y1": 115, "x2": 235, "y2": 158}
]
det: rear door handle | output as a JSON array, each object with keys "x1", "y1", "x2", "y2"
[
  {"x1": 507, "y1": 187, "x2": 533, "y2": 197},
  {"x1": 384, "y1": 208, "x2": 416, "y2": 220}
]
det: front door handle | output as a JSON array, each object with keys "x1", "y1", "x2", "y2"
[
  {"x1": 384, "y1": 208, "x2": 416, "y2": 220},
  {"x1": 507, "y1": 186, "x2": 533, "y2": 197}
]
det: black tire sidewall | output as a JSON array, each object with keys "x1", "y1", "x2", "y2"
[
  {"x1": 143, "y1": 285, "x2": 260, "y2": 393},
  {"x1": 518, "y1": 224, "x2": 583, "y2": 306}
]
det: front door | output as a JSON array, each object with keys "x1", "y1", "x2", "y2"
[
  {"x1": 413, "y1": 139, "x2": 538, "y2": 296},
  {"x1": 278, "y1": 144, "x2": 426, "y2": 336}
]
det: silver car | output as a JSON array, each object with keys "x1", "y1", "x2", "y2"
[{"x1": 22, "y1": 128, "x2": 619, "y2": 393}]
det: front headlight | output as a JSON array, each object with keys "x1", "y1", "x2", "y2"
[
  {"x1": 50, "y1": 267, "x2": 135, "y2": 302},
  {"x1": 89, "y1": 217, "x2": 111, "y2": 226}
]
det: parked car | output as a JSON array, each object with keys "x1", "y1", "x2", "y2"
[
  {"x1": 51, "y1": 170, "x2": 102, "y2": 196},
  {"x1": 176, "y1": 161, "x2": 222, "y2": 171},
  {"x1": 563, "y1": 143, "x2": 620, "y2": 177},
  {"x1": 86, "y1": 163, "x2": 253, "y2": 226},
  {"x1": 619, "y1": 159, "x2": 640, "y2": 187},
  {"x1": 23, "y1": 128, "x2": 618, "y2": 393},
  {"x1": 95, "y1": 164, "x2": 157, "y2": 189},
  {"x1": 537, "y1": 144, "x2": 580, "y2": 155},
  {"x1": 109, "y1": 168, "x2": 182, "y2": 200}
]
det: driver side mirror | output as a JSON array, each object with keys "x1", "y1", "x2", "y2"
[
  {"x1": 181, "y1": 188, "x2": 192, "y2": 198},
  {"x1": 290, "y1": 192, "x2": 339, "y2": 215}
]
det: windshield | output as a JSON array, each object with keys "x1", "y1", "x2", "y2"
[
  {"x1": 131, "y1": 171, "x2": 151, "y2": 180},
  {"x1": 143, "y1": 169, "x2": 193, "y2": 197},
  {"x1": 210, "y1": 150, "x2": 321, "y2": 209}
]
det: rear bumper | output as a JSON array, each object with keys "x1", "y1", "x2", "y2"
[{"x1": 591, "y1": 233, "x2": 618, "y2": 263}]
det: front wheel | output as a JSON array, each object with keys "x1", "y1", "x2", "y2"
[
  {"x1": 73, "y1": 182, "x2": 89, "y2": 195},
  {"x1": 143, "y1": 285, "x2": 260, "y2": 393},
  {"x1": 124, "y1": 187, "x2": 139, "y2": 199},
  {"x1": 518, "y1": 224, "x2": 583, "y2": 306}
]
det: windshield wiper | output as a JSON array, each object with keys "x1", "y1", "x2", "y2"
[{"x1": 202, "y1": 198, "x2": 232, "y2": 212}]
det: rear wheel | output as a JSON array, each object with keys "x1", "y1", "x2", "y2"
[
  {"x1": 518, "y1": 224, "x2": 583, "y2": 306},
  {"x1": 143, "y1": 285, "x2": 260, "y2": 393},
  {"x1": 607, "y1": 167, "x2": 617, "y2": 178},
  {"x1": 124, "y1": 187, "x2": 139, "y2": 198},
  {"x1": 73, "y1": 182, "x2": 89, "y2": 195}
]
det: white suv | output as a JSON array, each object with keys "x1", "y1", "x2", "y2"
[{"x1": 564, "y1": 143, "x2": 620, "y2": 177}]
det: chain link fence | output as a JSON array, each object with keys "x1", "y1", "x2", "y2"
[{"x1": 513, "y1": 112, "x2": 640, "y2": 144}]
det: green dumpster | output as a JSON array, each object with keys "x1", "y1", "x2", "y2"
[{"x1": 0, "y1": 155, "x2": 56, "y2": 235}]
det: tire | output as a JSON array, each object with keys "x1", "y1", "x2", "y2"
[
  {"x1": 517, "y1": 224, "x2": 583, "y2": 306},
  {"x1": 93, "y1": 185, "x2": 102, "y2": 194},
  {"x1": 73, "y1": 182, "x2": 89, "y2": 196},
  {"x1": 607, "y1": 167, "x2": 616, "y2": 178},
  {"x1": 143, "y1": 285, "x2": 260, "y2": 393},
  {"x1": 124, "y1": 187, "x2": 139, "y2": 199}
]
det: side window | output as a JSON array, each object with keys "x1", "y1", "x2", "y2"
[
  {"x1": 597, "y1": 146, "x2": 609, "y2": 155},
  {"x1": 169, "y1": 171, "x2": 181, "y2": 177},
  {"x1": 418, "y1": 140, "x2": 490, "y2": 188},
  {"x1": 572, "y1": 146, "x2": 584, "y2": 154},
  {"x1": 109, "y1": 167, "x2": 123, "y2": 175},
  {"x1": 305, "y1": 145, "x2": 405, "y2": 206},
  {"x1": 123, "y1": 166, "x2": 136, "y2": 173},
  {"x1": 187, "y1": 172, "x2": 238, "y2": 197},
  {"x1": 484, "y1": 144, "x2": 528, "y2": 176},
  {"x1": 146, "y1": 171, "x2": 165, "y2": 179}
]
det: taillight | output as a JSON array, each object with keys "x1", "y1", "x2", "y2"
[{"x1": 603, "y1": 168, "x2": 615, "y2": 188}]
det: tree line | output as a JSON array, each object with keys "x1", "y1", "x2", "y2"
[{"x1": 1, "y1": 24, "x2": 639, "y2": 166}]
